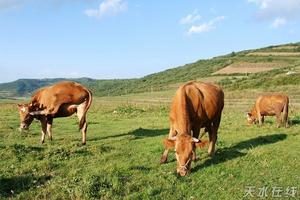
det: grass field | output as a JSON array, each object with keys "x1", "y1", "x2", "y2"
[{"x1": 0, "y1": 89, "x2": 299, "y2": 200}]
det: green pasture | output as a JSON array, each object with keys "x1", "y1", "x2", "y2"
[{"x1": 0, "y1": 90, "x2": 299, "y2": 200}]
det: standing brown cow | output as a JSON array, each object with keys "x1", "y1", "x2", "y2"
[
  {"x1": 17, "y1": 81, "x2": 92, "y2": 144},
  {"x1": 247, "y1": 94, "x2": 289, "y2": 128},
  {"x1": 160, "y1": 81, "x2": 224, "y2": 176}
]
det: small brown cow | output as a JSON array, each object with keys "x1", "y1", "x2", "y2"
[
  {"x1": 160, "y1": 81, "x2": 224, "y2": 176},
  {"x1": 247, "y1": 94, "x2": 289, "y2": 128},
  {"x1": 17, "y1": 81, "x2": 92, "y2": 144}
]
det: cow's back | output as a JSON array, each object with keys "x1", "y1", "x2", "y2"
[
  {"x1": 170, "y1": 81, "x2": 224, "y2": 134},
  {"x1": 46, "y1": 81, "x2": 88, "y2": 102},
  {"x1": 192, "y1": 82, "x2": 224, "y2": 120},
  {"x1": 30, "y1": 81, "x2": 89, "y2": 110},
  {"x1": 256, "y1": 94, "x2": 288, "y2": 115}
]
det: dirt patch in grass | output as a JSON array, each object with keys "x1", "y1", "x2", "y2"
[{"x1": 212, "y1": 61, "x2": 287, "y2": 75}]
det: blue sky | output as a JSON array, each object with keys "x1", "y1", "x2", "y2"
[{"x1": 0, "y1": 0, "x2": 300, "y2": 83}]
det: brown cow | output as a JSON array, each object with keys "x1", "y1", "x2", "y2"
[
  {"x1": 17, "y1": 81, "x2": 92, "y2": 144},
  {"x1": 160, "y1": 81, "x2": 224, "y2": 176},
  {"x1": 247, "y1": 94, "x2": 289, "y2": 128}
]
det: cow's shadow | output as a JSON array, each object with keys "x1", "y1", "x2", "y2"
[
  {"x1": 89, "y1": 128, "x2": 168, "y2": 141},
  {"x1": 0, "y1": 174, "x2": 51, "y2": 198},
  {"x1": 193, "y1": 133, "x2": 287, "y2": 172},
  {"x1": 290, "y1": 118, "x2": 300, "y2": 125}
]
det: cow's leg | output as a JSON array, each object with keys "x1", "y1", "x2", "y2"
[
  {"x1": 275, "y1": 113, "x2": 282, "y2": 128},
  {"x1": 208, "y1": 115, "x2": 221, "y2": 157},
  {"x1": 207, "y1": 125, "x2": 214, "y2": 157},
  {"x1": 285, "y1": 117, "x2": 289, "y2": 128},
  {"x1": 47, "y1": 117, "x2": 53, "y2": 140},
  {"x1": 261, "y1": 116, "x2": 265, "y2": 124},
  {"x1": 77, "y1": 102, "x2": 87, "y2": 145},
  {"x1": 192, "y1": 127, "x2": 200, "y2": 161},
  {"x1": 81, "y1": 122, "x2": 87, "y2": 145},
  {"x1": 283, "y1": 103, "x2": 289, "y2": 128},
  {"x1": 255, "y1": 106, "x2": 263, "y2": 126},
  {"x1": 208, "y1": 126, "x2": 217, "y2": 157},
  {"x1": 192, "y1": 126, "x2": 200, "y2": 138},
  {"x1": 160, "y1": 127, "x2": 176, "y2": 164},
  {"x1": 258, "y1": 113, "x2": 263, "y2": 126},
  {"x1": 40, "y1": 118, "x2": 47, "y2": 144}
]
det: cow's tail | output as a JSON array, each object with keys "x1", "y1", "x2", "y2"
[
  {"x1": 283, "y1": 96, "x2": 289, "y2": 127},
  {"x1": 79, "y1": 89, "x2": 93, "y2": 130}
]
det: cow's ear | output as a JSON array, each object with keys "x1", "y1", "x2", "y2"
[
  {"x1": 246, "y1": 112, "x2": 252, "y2": 117},
  {"x1": 194, "y1": 140, "x2": 209, "y2": 149},
  {"x1": 17, "y1": 104, "x2": 25, "y2": 112},
  {"x1": 163, "y1": 138, "x2": 175, "y2": 149}
]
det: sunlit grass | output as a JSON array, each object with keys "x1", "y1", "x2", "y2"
[{"x1": 0, "y1": 95, "x2": 299, "y2": 199}]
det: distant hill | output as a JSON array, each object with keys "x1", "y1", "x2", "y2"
[
  {"x1": 0, "y1": 77, "x2": 142, "y2": 98},
  {"x1": 1, "y1": 42, "x2": 300, "y2": 98},
  {"x1": 0, "y1": 78, "x2": 95, "y2": 98}
]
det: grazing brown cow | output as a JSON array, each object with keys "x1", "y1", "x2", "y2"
[
  {"x1": 160, "y1": 81, "x2": 224, "y2": 176},
  {"x1": 17, "y1": 81, "x2": 92, "y2": 144},
  {"x1": 247, "y1": 94, "x2": 289, "y2": 128}
]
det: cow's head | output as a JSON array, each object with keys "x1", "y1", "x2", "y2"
[
  {"x1": 17, "y1": 104, "x2": 34, "y2": 131},
  {"x1": 164, "y1": 134, "x2": 207, "y2": 176},
  {"x1": 246, "y1": 112, "x2": 257, "y2": 125}
]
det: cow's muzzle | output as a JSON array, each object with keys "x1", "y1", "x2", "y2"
[
  {"x1": 177, "y1": 158, "x2": 191, "y2": 176},
  {"x1": 19, "y1": 123, "x2": 29, "y2": 131},
  {"x1": 177, "y1": 169, "x2": 189, "y2": 176}
]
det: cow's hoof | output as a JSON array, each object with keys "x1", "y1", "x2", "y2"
[
  {"x1": 160, "y1": 158, "x2": 167, "y2": 164},
  {"x1": 193, "y1": 157, "x2": 199, "y2": 162},
  {"x1": 208, "y1": 151, "x2": 215, "y2": 157},
  {"x1": 82, "y1": 142, "x2": 86, "y2": 145}
]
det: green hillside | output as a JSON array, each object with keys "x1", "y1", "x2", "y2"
[
  {"x1": 1, "y1": 42, "x2": 300, "y2": 98},
  {"x1": 0, "y1": 78, "x2": 95, "y2": 98}
]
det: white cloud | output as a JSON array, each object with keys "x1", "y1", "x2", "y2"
[
  {"x1": 248, "y1": 0, "x2": 300, "y2": 10},
  {"x1": 248, "y1": 0, "x2": 300, "y2": 27},
  {"x1": 188, "y1": 16, "x2": 225, "y2": 35},
  {"x1": 270, "y1": 17, "x2": 287, "y2": 28},
  {"x1": 188, "y1": 23, "x2": 212, "y2": 34},
  {"x1": 179, "y1": 10, "x2": 201, "y2": 24},
  {"x1": 84, "y1": 0, "x2": 127, "y2": 19}
]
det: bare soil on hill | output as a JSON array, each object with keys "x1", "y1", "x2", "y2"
[
  {"x1": 247, "y1": 52, "x2": 300, "y2": 56},
  {"x1": 213, "y1": 61, "x2": 287, "y2": 74}
]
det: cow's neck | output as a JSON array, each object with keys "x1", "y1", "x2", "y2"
[
  {"x1": 251, "y1": 107, "x2": 258, "y2": 118},
  {"x1": 175, "y1": 116, "x2": 191, "y2": 136},
  {"x1": 176, "y1": 128, "x2": 191, "y2": 136}
]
